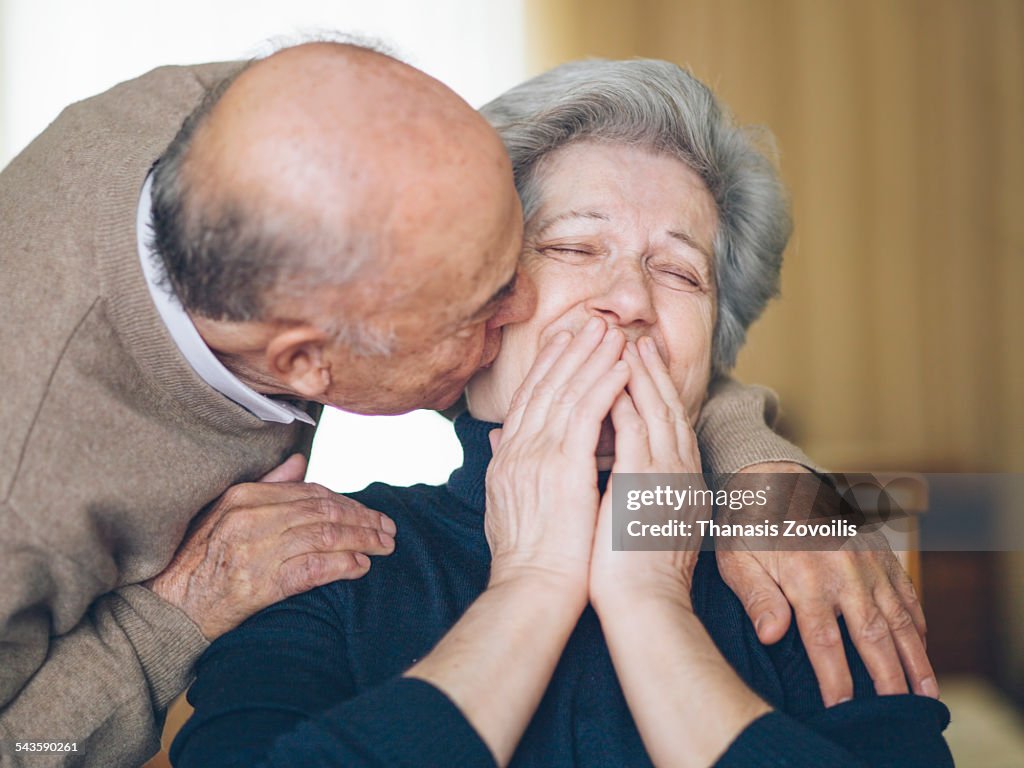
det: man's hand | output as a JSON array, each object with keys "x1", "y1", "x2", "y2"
[
  {"x1": 146, "y1": 454, "x2": 396, "y2": 640},
  {"x1": 716, "y1": 462, "x2": 937, "y2": 707}
]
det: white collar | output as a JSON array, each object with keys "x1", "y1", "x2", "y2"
[{"x1": 136, "y1": 174, "x2": 315, "y2": 426}]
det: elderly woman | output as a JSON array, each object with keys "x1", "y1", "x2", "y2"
[{"x1": 172, "y1": 60, "x2": 951, "y2": 767}]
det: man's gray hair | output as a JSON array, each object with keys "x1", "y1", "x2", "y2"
[
  {"x1": 479, "y1": 58, "x2": 792, "y2": 372},
  {"x1": 149, "y1": 38, "x2": 396, "y2": 356}
]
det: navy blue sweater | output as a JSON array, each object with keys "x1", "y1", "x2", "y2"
[{"x1": 172, "y1": 416, "x2": 952, "y2": 767}]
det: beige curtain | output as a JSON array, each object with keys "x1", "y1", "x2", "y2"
[{"x1": 525, "y1": 0, "x2": 1024, "y2": 473}]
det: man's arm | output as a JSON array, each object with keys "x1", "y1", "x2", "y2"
[
  {"x1": 0, "y1": 586, "x2": 208, "y2": 768},
  {"x1": 0, "y1": 456, "x2": 396, "y2": 768},
  {"x1": 696, "y1": 375, "x2": 937, "y2": 707},
  {"x1": 696, "y1": 375, "x2": 819, "y2": 476}
]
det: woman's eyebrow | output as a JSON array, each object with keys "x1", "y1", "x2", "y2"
[
  {"x1": 533, "y1": 209, "x2": 609, "y2": 237},
  {"x1": 667, "y1": 229, "x2": 713, "y2": 260}
]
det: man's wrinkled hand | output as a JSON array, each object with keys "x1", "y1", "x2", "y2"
[
  {"x1": 716, "y1": 463, "x2": 937, "y2": 707},
  {"x1": 146, "y1": 454, "x2": 396, "y2": 640}
]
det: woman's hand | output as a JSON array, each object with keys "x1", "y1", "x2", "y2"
[
  {"x1": 589, "y1": 338, "x2": 772, "y2": 767},
  {"x1": 486, "y1": 315, "x2": 629, "y2": 598},
  {"x1": 407, "y1": 318, "x2": 629, "y2": 766},
  {"x1": 590, "y1": 337, "x2": 710, "y2": 611}
]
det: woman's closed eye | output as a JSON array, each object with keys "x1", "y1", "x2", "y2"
[
  {"x1": 648, "y1": 259, "x2": 705, "y2": 291},
  {"x1": 541, "y1": 243, "x2": 599, "y2": 259}
]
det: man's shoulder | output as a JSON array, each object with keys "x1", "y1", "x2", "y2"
[
  {"x1": 143, "y1": 60, "x2": 246, "y2": 91},
  {"x1": 5, "y1": 59, "x2": 245, "y2": 184},
  {"x1": 0, "y1": 60, "x2": 248, "y2": 244},
  {"x1": 105, "y1": 60, "x2": 245, "y2": 106},
  {"x1": 56, "y1": 60, "x2": 244, "y2": 137}
]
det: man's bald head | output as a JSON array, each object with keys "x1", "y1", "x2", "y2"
[{"x1": 151, "y1": 41, "x2": 514, "y2": 351}]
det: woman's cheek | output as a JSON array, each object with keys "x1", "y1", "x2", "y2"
[{"x1": 667, "y1": 303, "x2": 715, "y2": 417}]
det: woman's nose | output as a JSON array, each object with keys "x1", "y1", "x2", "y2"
[{"x1": 585, "y1": 262, "x2": 657, "y2": 329}]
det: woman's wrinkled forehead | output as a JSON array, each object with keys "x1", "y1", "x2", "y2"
[
  {"x1": 523, "y1": 142, "x2": 718, "y2": 261},
  {"x1": 526, "y1": 139, "x2": 717, "y2": 221}
]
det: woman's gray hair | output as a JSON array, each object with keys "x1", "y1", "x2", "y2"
[{"x1": 479, "y1": 59, "x2": 792, "y2": 372}]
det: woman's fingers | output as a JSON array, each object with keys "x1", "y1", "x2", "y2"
[
  {"x1": 485, "y1": 320, "x2": 628, "y2": 591},
  {"x1": 637, "y1": 336, "x2": 695, "y2": 452},
  {"x1": 516, "y1": 318, "x2": 621, "y2": 437},
  {"x1": 562, "y1": 361, "x2": 631, "y2": 457},
  {"x1": 548, "y1": 326, "x2": 627, "y2": 419},
  {"x1": 636, "y1": 337, "x2": 682, "y2": 409},
  {"x1": 542, "y1": 317, "x2": 613, "y2": 388},
  {"x1": 488, "y1": 428, "x2": 504, "y2": 454},
  {"x1": 503, "y1": 329, "x2": 572, "y2": 439},
  {"x1": 609, "y1": 390, "x2": 652, "y2": 471},
  {"x1": 550, "y1": 326, "x2": 629, "y2": 455},
  {"x1": 622, "y1": 342, "x2": 679, "y2": 464}
]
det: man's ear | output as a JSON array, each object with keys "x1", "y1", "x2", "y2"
[{"x1": 264, "y1": 325, "x2": 334, "y2": 400}]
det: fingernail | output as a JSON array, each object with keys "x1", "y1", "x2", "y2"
[
  {"x1": 921, "y1": 676, "x2": 940, "y2": 699},
  {"x1": 552, "y1": 329, "x2": 572, "y2": 344},
  {"x1": 584, "y1": 316, "x2": 604, "y2": 335},
  {"x1": 834, "y1": 696, "x2": 852, "y2": 706},
  {"x1": 355, "y1": 553, "x2": 371, "y2": 567},
  {"x1": 381, "y1": 516, "x2": 397, "y2": 535},
  {"x1": 754, "y1": 611, "x2": 775, "y2": 635}
]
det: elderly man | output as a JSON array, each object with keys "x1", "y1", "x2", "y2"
[
  {"x1": 0, "y1": 41, "x2": 921, "y2": 768},
  {"x1": 0, "y1": 41, "x2": 533, "y2": 767}
]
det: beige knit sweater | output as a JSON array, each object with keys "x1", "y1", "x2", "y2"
[{"x1": 0, "y1": 62, "x2": 811, "y2": 767}]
